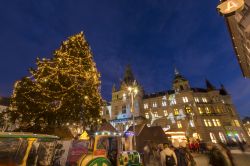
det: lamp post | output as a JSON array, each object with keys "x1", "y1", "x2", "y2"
[{"x1": 128, "y1": 83, "x2": 138, "y2": 149}]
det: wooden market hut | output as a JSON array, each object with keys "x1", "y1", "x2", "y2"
[{"x1": 126, "y1": 124, "x2": 168, "y2": 153}]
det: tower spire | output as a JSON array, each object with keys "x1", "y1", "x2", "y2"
[
  {"x1": 123, "y1": 64, "x2": 135, "y2": 85},
  {"x1": 174, "y1": 67, "x2": 180, "y2": 75},
  {"x1": 205, "y1": 79, "x2": 216, "y2": 91},
  {"x1": 220, "y1": 84, "x2": 228, "y2": 95}
]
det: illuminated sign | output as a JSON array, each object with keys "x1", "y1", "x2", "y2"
[{"x1": 217, "y1": 0, "x2": 244, "y2": 15}]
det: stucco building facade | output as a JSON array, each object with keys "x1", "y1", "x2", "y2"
[{"x1": 103, "y1": 66, "x2": 249, "y2": 143}]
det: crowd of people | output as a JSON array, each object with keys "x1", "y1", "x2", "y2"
[
  {"x1": 143, "y1": 141, "x2": 196, "y2": 166},
  {"x1": 142, "y1": 139, "x2": 246, "y2": 166}
]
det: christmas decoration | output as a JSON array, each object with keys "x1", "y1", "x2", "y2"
[{"x1": 10, "y1": 32, "x2": 103, "y2": 132}]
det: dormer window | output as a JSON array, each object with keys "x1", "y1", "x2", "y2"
[
  {"x1": 182, "y1": 97, "x2": 188, "y2": 103},
  {"x1": 202, "y1": 97, "x2": 208, "y2": 103},
  {"x1": 163, "y1": 110, "x2": 168, "y2": 116},
  {"x1": 170, "y1": 99, "x2": 176, "y2": 105},
  {"x1": 162, "y1": 101, "x2": 167, "y2": 107},
  {"x1": 194, "y1": 97, "x2": 199, "y2": 102},
  {"x1": 153, "y1": 102, "x2": 157, "y2": 108}
]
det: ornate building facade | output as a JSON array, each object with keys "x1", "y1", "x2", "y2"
[
  {"x1": 103, "y1": 66, "x2": 249, "y2": 143},
  {"x1": 220, "y1": 0, "x2": 250, "y2": 78}
]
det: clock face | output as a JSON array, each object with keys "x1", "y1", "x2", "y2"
[{"x1": 217, "y1": 0, "x2": 244, "y2": 15}]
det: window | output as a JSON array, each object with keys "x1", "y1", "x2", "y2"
[
  {"x1": 154, "y1": 112, "x2": 158, "y2": 117},
  {"x1": 198, "y1": 107, "x2": 203, "y2": 114},
  {"x1": 185, "y1": 106, "x2": 191, "y2": 113},
  {"x1": 100, "y1": 111, "x2": 103, "y2": 116},
  {"x1": 177, "y1": 121, "x2": 182, "y2": 128},
  {"x1": 216, "y1": 119, "x2": 221, "y2": 126},
  {"x1": 170, "y1": 99, "x2": 176, "y2": 105},
  {"x1": 153, "y1": 102, "x2": 157, "y2": 108},
  {"x1": 234, "y1": 120, "x2": 241, "y2": 127},
  {"x1": 182, "y1": 97, "x2": 188, "y2": 103},
  {"x1": 207, "y1": 120, "x2": 212, "y2": 126},
  {"x1": 163, "y1": 110, "x2": 168, "y2": 116},
  {"x1": 162, "y1": 101, "x2": 167, "y2": 107},
  {"x1": 219, "y1": 132, "x2": 226, "y2": 143},
  {"x1": 204, "y1": 119, "x2": 208, "y2": 126},
  {"x1": 190, "y1": 120, "x2": 195, "y2": 127},
  {"x1": 221, "y1": 99, "x2": 225, "y2": 104},
  {"x1": 205, "y1": 107, "x2": 211, "y2": 114},
  {"x1": 204, "y1": 119, "x2": 212, "y2": 127},
  {"x1": 174, "y1": 109, "x2": 179, "y2": 116},
  {"x1": 145, "y1": 113, "x2": 149, "y2": 119},
  {"x1": 210, "y1": 133, "x2": 217, "y2": 143},
  {"x1": 144, "y1": 103, "x2": 149, "y2": 109},
  {"x1": 122, "y1": 93, "x2": 126, "y2": 101},
  {"x1": 202, "y1": 97, "x2": 208, "y2": 103},
  {"x1": 212, "y1": 119, "x2": 217, "y2": 126},
  {"x1": 216, "y1": 107, "x2": 221, "y2": 113},
  {"x1": 122, "y1": 105, "x2": 126, "y2": 114},
  {"x1": 194, "y1": 97, "x2": 199, "y2": 102}
]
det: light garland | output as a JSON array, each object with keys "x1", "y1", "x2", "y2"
[{"x1": 10, "y1": 32, "x2": 103, "y2": 130}]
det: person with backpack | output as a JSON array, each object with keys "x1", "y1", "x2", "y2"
[
  {"x1": 179, "y1": 141, "x2": 196, "y2": 166},
  {"x1": 160, "y1": 143, "x2": 177, "y2": 166}
]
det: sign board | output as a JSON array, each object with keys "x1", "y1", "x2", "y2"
[{"x1": 217, "y1": 0, "x2": 245, "y2": 15}]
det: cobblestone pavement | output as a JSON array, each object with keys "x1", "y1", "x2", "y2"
[
  {"x1": 144, "y1": 149, "x2": 250, "y2": 166},
  {"x1": 193, "y1": 150, "x2": 250, "y2": 166}
]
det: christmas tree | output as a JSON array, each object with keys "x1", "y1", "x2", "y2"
[{"x1": 10, "y1": 32, "x2": 103, "y2": 132}]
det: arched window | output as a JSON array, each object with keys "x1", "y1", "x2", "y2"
[
  {"x1": 235, "y1": 133, "x2": 242, "y2": 142},
  {"x1": 219, "y1": 132, "x2": 226, "y2": 143},
  {"x1": 241, "y1": 133, "x2": 246, "y2": 142},
  {"x1": 210, "y1": 132, "x2": 217, "y2": 143}
]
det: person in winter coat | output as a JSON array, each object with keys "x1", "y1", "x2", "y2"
[
  {"x1": 173, "y1": 141, "x2": 181, "y2": 166},
  {"x1": 143, "y1": 144, "x2": 151, "y2": 166},
  {"x1": 207, "y1": 142, "x2": 232, "y2": 166},
  {"x1": 161, "y1": 143, "x2": 177, "y2": 166},
  {"x1": 179, "y1": 141, "x2": 196, "y2": 166},
  {"x1": 219, "y1": 142, "x2": 235, "y2": 166}
]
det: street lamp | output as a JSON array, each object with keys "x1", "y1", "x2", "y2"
[{"x1": 127, "y1": 82, "x2": 138, "y2": 149}]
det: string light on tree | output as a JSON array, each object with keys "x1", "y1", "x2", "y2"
[{"x1": 10, "y1": 32, "x2": 103, "y2": 132}]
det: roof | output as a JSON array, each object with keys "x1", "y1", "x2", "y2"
[
  {"x1": 173, "y1": 74, "x2": 187, "y2": 83},
  {"x1": 143, "y1": 90, "x2": 175, "y2": 99},
  {"x1": 205, "y1": 79, "x2": 216, "y2": 91},
  {"x1": 191, "y1": 88, "x2": 208, "y2": 93},
  {"x1": 98, "y1": 122, "x2": 117, "y2": 132},
  {"x1": 110, "y1": 116, "x2": 146, "y2": 123},
  {"x1": 122, "y1": 65, "x2": 135, "y2": 85},
  {"x1": 0, "y1": 132, "x2": 59, "y2": 139},
  {"x1": 127, "y1": 123, "x2": 146, "y2": 136},
  {"x1": 143, "y1": 87, "x2": 228, "y2": 99}
]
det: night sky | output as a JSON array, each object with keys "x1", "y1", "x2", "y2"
[{"x1": 0, "y1": 0, "x2": 249, "y2": 117}]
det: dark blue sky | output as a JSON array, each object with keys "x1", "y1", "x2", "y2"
[{"x1": 0, "y1": 0, "x2": 249, "y2": 117}]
